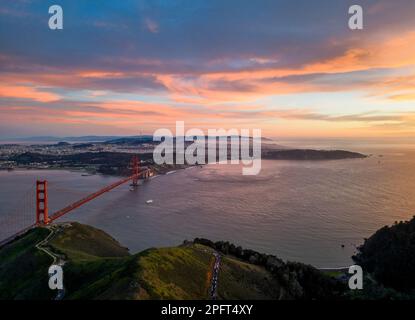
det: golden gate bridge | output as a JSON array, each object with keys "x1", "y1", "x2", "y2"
[{"x1": 0, "y1": 155, "x2": 153, "y2": 247}]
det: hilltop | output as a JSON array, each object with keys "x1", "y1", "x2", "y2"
[
  {"x1": 263, "y1": 149, "x2": 366, "y2": 160},
  {"x1": 3, "y1": 218, "x2": 415, "y2": 300},
  {"x1": 0, "y1": 222, "x2": 345, "y2": 300}
]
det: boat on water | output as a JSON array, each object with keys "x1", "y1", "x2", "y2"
[{"x1": 146, "y1": 200, "x2": 153, "y2": 204}]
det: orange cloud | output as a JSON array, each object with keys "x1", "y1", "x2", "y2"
[
  {"x1": 3, "y1": 31, "x2": 415, "y2": 106},
  {"x1": 158, "y1": 31, "x2": 415, "y2": 104},
  {"x1": 0, "y1": 84, "x2": 60, "y2": 102},
  {"x1": 388, "y1": 93, "x2": 415, "y2": 101},
  {"x1": 202, "y1": 31, "x2": 415, "y2": 82},
  {"x1": 2, "y1": 27, "x2": 415, "y2": 138},
  {"x1": 372, "y1": 73, "x2": 415, "y2": 101},
  {"x1": 78, "y1": 71, "x2": 125, "y2": 78}
]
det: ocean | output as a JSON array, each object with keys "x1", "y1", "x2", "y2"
[{"x1": 1, "y1": 142, "x2": 415, "y2": 268}]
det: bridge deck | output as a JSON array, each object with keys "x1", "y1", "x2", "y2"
[{"x1": 0, "y1": 167, "x2": 152, "y2": 246}]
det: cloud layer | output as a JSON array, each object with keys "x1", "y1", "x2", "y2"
[{"x1": 1, "y1": 0, "x2": 415, "y2": 137}]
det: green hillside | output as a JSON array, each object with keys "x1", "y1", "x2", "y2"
[
  {"x1": 0, "y1": 228, "x2": 54, "y2": 300},
  {"x1": 218, "y1": 256, "x2": 282, "y2": 299},
  {"x1": 0, "y1": 222, "x2": 344, "y2": 300},
  {"x1": 135, "y1": 245, "x2": 213, "y2": 299}
]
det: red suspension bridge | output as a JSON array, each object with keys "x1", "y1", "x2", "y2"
[{"x1": 0, "y1": 155, "x2": 153, "y2": 247}]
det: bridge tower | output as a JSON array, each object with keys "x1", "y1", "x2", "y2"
[
  {"x1": 131, "y1": 155, "x2": 140, "y2": 187},
  {"x1": 36, "y1": 180, "x2": 49, "y2": 225}
]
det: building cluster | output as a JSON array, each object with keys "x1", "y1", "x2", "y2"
[{"x1": 0, "y1": 142, "x2": 155, "y2": 170}]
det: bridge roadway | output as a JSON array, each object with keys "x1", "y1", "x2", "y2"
[
  {"x1": 48, "y1": 169, "x2": 150, "y2": 223},
  {"x1": 0, "y1": 168, "x2": 152, "y2": 248},
  {"x1": 49, "y1": 172, "x2": 143, "y2": 222}
]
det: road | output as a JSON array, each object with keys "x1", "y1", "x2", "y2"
[
  {"x1": 209, "y1": 252, "x2": 221, "y2": 300},
  {"x1": 35, "y1": 224, "x2": 67, "y2": 300}
]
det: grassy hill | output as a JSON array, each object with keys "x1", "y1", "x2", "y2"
[
  {"x1": 218, "y1": 256, "x2": 282, "y2": 299},
  {"x1": 0, "y1": 222, "x2": 344, "y2": 300},
  {"x1": 0, "y1": 228, "x2": 54, "y2": 300}
]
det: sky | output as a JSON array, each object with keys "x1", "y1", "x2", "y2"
[{"x1": 0, "y1": 0, "x2": 415, "y2": 139}]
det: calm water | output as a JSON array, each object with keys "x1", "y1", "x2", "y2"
[{"x1": 1, "y1": 145, "x2": 415, "y2": 268}]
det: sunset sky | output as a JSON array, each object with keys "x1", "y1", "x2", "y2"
[{"x1": 1, "y1": 0, "x2": 415, "y2": 138}]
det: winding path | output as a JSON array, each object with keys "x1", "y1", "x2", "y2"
[
  {"x1": 209, "y1": 252, "x2": 221, "y2": 300},
  {"x1": 35, "y1": 225, "x2": 66, "y2": 300}
]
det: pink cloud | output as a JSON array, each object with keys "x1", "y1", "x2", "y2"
[{"x1": 0, "y1": 84, "x2": 60, "y2": 102}]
